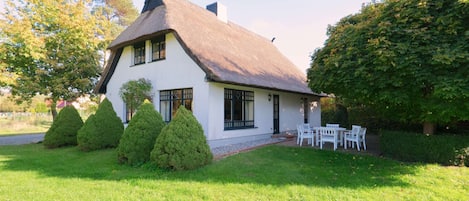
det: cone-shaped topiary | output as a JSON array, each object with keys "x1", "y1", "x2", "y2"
[
  {"x1": 43, "y1": 106, "x2": 83, "y2": 148},
  {"x1": 77, "y1": 114, "x2": 98, "y2": 150},
  {"x1": 77, "y1": 98, "x2": 123, "y2": 151},
  {"x1": 151, "y1": 106, "x2": 213, "y2": 170},
  {"x1": 117, "y1": 101, "x2": 165, "y2": 166}
]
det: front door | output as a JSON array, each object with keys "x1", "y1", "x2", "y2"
[{"x1": 273, "y1": 95, "x2": 279, "y2": 134}]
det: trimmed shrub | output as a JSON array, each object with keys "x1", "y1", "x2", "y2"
[
  {"x1": 117, "y1": 101, "x2": 165, "y2": 166},
  {"x1": 43, "y1": 106, "x2": 83, "y2": 148},
  {"x1": 77, "y1": 98, "x2": 123, "y2": 151},
  {"x1": 77, "y1": 114, "x2": 98, "y2": 150},
  {"x1": 151, "y1": 107, "x2": 213, "y2": 170},
  {"x1": 380, "y1": 130, "x2": 469, "y2": 166}
]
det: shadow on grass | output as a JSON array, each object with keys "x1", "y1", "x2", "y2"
[{"x1": 0, "y1": 143, "x2": 417, "y2": 188}]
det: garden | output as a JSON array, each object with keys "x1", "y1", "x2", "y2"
[{"x1": 0, "y1": 142, "x2": 467, "y2": 200}]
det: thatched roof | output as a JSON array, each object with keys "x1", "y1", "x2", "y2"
[{"x1": 96, "y1": 0, "x2": 320, "y2": 96}]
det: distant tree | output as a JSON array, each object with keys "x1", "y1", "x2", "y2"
[
  {"x1": 0, "y1": 0, "x2": 102, "y2": 119},
  {"x1": 43, "y1": 106, "x2": 83, "y2": 148},
  {"x1": 308, "y1": 0, "x2": 469, "y2": 134},
  {"x1": 119, "y1": 78, "x2": 153, "y2": 122},
  {"x1": 117, "y1": 100, "x2": 165, "y2": 166},
  {"x1": 151, "y1": 107, "x2": 213, "y2": 171}
]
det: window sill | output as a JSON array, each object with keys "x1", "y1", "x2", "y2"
[
  {"x1": 150, "y1": 58, "x2": 166, "y2": 63},
  {"x1": 224, "y1": 126, "x2": 257, "y2": 131},
  {"x1": 130, "y1": 62, "x2": 146, "y2": 67}
]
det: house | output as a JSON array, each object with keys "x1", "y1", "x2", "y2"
[{"x1": 95, "y1": 0, "x2": 324, "y2": 148}]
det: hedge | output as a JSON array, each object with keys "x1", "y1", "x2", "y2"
[{"x1": 380, "y1": 130, "x2": 469, "y2": 166}]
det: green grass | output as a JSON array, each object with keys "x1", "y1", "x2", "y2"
[{"x1": 0, "y1": 144, "x2": 467, "y2": 200}]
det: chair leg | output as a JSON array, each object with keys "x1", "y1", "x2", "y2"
[
  {"x1": 356, "y1": 142, "x2": 360, "y2": 151},
  {"x1": 363, "y1": 139, "x2": 367, "y2": 150}
]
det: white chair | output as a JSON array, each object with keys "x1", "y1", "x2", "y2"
[
  {"x1": 326, "y1": 123, "x2": 344, "y2": 146},
  {"x1": 319, "y1": 127, "x2": 338, "y2": 150},
  {"x1": 296, "y1": 124, "x2": 303, "y2": 145},
  {"x1": 344, "y1": 125, "x2": 361, "y2": 150},
  {"x1": 358, "y1": 127, "x2": 367, "y2": 151},
  {"x1": 298, "y1": 124, "x2": 313, "y2": 146}
]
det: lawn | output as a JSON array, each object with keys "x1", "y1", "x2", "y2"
[{"x1": 0, "y1": 144, "x2": 467, "y2": 200}]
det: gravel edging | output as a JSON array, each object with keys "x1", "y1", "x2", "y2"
[{"x1": 211, "y1": 138, "x2": 286, "y2": 159}]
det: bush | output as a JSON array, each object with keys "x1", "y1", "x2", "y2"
[
  {"x1": 151, "y1": 107, "x2": 213, "y2": 170},
  {"x1": 43, "y1": 106, "x2": 83, "y2": 148},
  {"x1": 77, "y1": 98, "x2": 123, "y2": 151},
  {"x1": 117, "y1": 101, "x2": 165, "y2": 166},
  {"x1": 380, "y1": 130, "x2": 469, "y2": 166}
]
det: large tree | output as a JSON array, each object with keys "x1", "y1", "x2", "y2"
[
  {"x1": 308, "y1": 0, "x2": 469, "y2": 134},
  {"x1": 0, "y1": 0, "x2": 102, "y2": 119}
]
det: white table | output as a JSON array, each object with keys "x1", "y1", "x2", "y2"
[{"x1": 313, "y1": 126, "x2": 346, "y2": 147}]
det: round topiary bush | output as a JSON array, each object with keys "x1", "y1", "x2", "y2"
[
  {"x1": 150, "y1": 106, "x2": 213, "y2": 170},
  {"x1": 117, "y1": 101, "x2": 165, "y2": 166},
  {"x1": 43, "y1": 106, "x2": 83, "y2": 148},
  {"x1": 77, "y1": 98, "x2": 123, "y2": 151}
]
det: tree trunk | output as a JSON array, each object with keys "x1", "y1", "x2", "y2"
[
  {"x1": 50, "y1": 101, "x2": 58, "y2": 120},
  {"x1": 423, "y1": 121, "x2": 435, "y2": 135}
]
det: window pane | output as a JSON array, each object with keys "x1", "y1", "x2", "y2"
[
  {"x1": 245, "y1": 100, "x2": 254, "y2": 121},
  {"x1": 184, "y1": 99, "x2": 192, "y2": 111},
  {"x1": 160, "y1": 100, "x2": 170, "y2": 122}
]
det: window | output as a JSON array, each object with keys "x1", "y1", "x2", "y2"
[
  {"x1": 160, "y1": 88, "x2": 192, "y2": 122},
  {"x1": 133, "y1": 42, "x2": 145, "y2": 65},
  {"x1": 224, "y1": 89, "x2": 254, "y2": 130},
  {"x1": 152, "y1": 35, "x2": 166, "y2": 61}
]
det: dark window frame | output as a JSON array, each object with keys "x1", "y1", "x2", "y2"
[
  {"x1": 224, "y1": 88, "x2": 255, "y2": 130},
  {"x1": 133, "y1": 42, "x2": 146, "y2": 65},
  {"x1": 160, "y1": 88, "x2": 193, "y2": 123},
  {"x1": 151, "y1": 35, "x2": 166, "y2": 61}
]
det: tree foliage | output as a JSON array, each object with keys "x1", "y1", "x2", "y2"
[
  {"x1": 0, "y1": 0, "x2": 102, "y2": 119},
  {"x1": 43, "y1": 106, "x2": 83, "y2": 148},
  {"x1": 151, "y1": 107, "x2": 213, "y2": 171},
  {"x1": 119, "y1": 78, "x2": 153, "y2": 121},
  {"x1": 77, "y1": 98, "x2": 123, "y2": 151},
  {"x1": 308, "y1": 0, "x2": 469, "y2": 133},
  {"x1": 91, "y1": 0, "x2": 138, "y2": 68},
  {"x1": 117, "y1": 101, "x2": 165, "y2": 166}
]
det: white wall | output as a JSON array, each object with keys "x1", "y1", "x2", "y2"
[{"x1": 105, "y1": 33, "x2": 210, "y2": 134}]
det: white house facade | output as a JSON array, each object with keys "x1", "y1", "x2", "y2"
[{"x1": 96, "y1": 0, "x2": 324, "y2": 148}]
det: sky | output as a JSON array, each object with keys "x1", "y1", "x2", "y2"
[{"x1": 133, "y1": 0, "x2": 366, "y2": 73}]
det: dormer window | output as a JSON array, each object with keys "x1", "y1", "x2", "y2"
[
  {"x1": 133, "y1": 42, "x2": 145, "y2": 65},
  {"x1": 152, "y1": 35, "x2": 166, "y2": 61}
]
